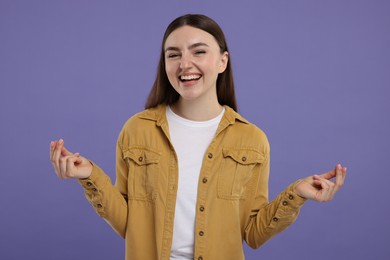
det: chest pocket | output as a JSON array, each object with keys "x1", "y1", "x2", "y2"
[
  {"x1": 123, "y1": 147, "x2": 161, "y2": 201},
  {"x1": 218, "y1": 148, "x2": 264, "y2": 200}
]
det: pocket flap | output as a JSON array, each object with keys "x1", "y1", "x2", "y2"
[
  {"x1": 222, "y1": 148, "x2": 264, "y2": 165},
  {"x1": 123, "y1": 147, "x2": 161, "y2": 166}
]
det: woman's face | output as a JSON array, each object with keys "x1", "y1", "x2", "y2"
[{"x1": 164, "y1": 25, "x2": 228, "y2": 103}]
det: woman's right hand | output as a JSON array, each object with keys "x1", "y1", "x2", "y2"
[{"x1": 50, "y1": 139, "x2": 93, "y2": 179}]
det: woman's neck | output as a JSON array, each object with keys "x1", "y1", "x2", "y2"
[{"x1": 170, "y1": 98, "x2": 223, "y2": 121}]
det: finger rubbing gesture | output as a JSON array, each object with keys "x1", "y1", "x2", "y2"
[
  {"x1": 293, "y1": 164, "x2": 347, "y2": 202},
  {"x1": 50, "y1": 139, "x2": 93, "y2": 179}
]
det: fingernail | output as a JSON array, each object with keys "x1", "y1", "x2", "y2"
[
  {"x1": 50, "y1": 141, "x2": 54, "y2": 146},
  {"x1": 59, "y1": 139, "x2": 63, "y2": 143}
]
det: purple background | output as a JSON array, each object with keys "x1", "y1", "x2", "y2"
[{"x1": 1, "y1": 0, "x2": 389, "y2": 259}]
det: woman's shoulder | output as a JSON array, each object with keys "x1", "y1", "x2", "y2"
[
  {"x1": 116, "y1": 106, "x2": 166, "y2": 146},
  {"x1": 222, "y1": 106, "x2": 269, "y2": 153},
  {"x1": 121, "y1": 105, "x2": 166, "y2": 129},
  {"x1": 224, "y1": 106, "x2": 268, "y2": 138}
]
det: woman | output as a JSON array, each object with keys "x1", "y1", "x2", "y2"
[{"x1": 50, "y1": 14, "x2": 346, "y2": 260}]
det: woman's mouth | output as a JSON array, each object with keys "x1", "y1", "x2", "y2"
[{"x1": 179, "y1": 74, "x2": 202, "y2": 82}]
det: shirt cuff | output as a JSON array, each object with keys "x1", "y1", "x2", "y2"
[
  {"x1": 78, "y1": 162, "x2": 109, "y2": 191},
  {"x1": 283, "y1": 180, "x2": 307, "y2": 209}
]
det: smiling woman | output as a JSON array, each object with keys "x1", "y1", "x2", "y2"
[
  {"x1": 49, "y1": 14, "x2": 346, "y2": 260},
  {"x1": 145, "y1": 14, "x2": 237, "y2": 115},
  {"x1": 164, "y1": 25, "x2": 228, "y2": 120}
]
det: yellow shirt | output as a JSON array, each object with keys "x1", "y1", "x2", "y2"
[{"x1": 79, "y1": 105, "x2": 306, "y2": 260}]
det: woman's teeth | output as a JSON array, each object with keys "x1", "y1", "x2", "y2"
[{"x1": 180, "y1": 75, "x2": 202, "y2": 81}]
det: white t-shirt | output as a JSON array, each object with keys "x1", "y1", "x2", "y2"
[{"x1": 167, "y1": 106, "x2": 225, "y2": 260}]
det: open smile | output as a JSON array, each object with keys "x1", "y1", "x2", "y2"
[{"x1": 179, "y1": 74, "x2": 202, "y2": 82}]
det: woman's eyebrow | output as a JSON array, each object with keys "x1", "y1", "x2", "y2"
[
  {"x1": 189, "y1": 42, "x2": 209, "y2": 49},
  {"x1": 165, "y1": 42, "x2": 209, "y2": 52}
]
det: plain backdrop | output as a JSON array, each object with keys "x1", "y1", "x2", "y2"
[{"x1": 1, "y1": 0, "x2": 389, "y2": 259}]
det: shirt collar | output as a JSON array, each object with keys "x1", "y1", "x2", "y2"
[{"x1": 138, "y1": 104, "x2": 249, "y2": 126}]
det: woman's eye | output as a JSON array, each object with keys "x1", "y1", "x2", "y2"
[
  {"x1": 168, "y1": 53, "x2": 180, "y2": 59},
  {"x1": 195, "y1": 50, "x2": 206, "y2": 55},
  {"x1": 167, "y1": 53, "x2": 179, "y2": 59}
]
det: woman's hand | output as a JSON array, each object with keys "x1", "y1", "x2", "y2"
[
  {"x1": 293, "y1": 164, "x2": 347, "y2": 202},
  {"x1": 50, "y1": 139, "x2": 93, "y2": 179}
]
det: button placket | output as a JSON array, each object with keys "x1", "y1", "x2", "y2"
[{"x1": 196, "y1": 149, "x2": 212, "y2": 259}]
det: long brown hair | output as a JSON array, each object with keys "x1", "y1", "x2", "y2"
[{"x1": 145, "y1": 14, "x2": 238, "y2": 111}]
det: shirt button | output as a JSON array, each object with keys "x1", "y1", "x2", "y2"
[
  {"x1": 208, "y1": 153, "x2": 213, "y2": 159},
  {"x1": 97, "y1": 204, "x2": 102, "y2": 208},
  {"x1": 242, "y1": 156, "x2": 247, "y2": 162},
  {"x1": 199, "y1": 206, "x2": 205, "y2": 212},
  {"x1": 86, "y1": 182, "x2": 92, "y2": 186},
  {"x1": 198, "y1": 257, "x2": 203, "y2": 260},
  {"x1": 288, "y1": 195, "x2": 294, "y2": 200},
  {"x1": 202, "y1": 178, "x2": 208, "y2": 183},
  {"x1": 199, "y1": 231, "x2": 204, "y2": 236},
  {"x1": 138, "y1": 156, "x2": 143, "y2": 162},
  {"x1": 92, "y1": 188, "x2": 97, "y2": 192},
  {"x1": 272, "y1": 217, "x2": 279, "y2": 222},
  {"x1": 282, "y1": 201, "x2": 288, "y2": 206}
]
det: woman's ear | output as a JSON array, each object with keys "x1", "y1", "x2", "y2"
[{"x1": 218, "y1": 51, "x2": 229, "y2": 73}]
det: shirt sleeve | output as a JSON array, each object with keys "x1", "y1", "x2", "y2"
[
  {"x1": 78, "y1": 130, "x2": 128, "y2": 238},
  {"x1": 243, "y1": 139, "x2": 307, "y2": 249}
]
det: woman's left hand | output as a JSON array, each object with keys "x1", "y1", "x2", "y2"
[{"x1": 293, "y1": 164, "x2": 347, "y2": 202}]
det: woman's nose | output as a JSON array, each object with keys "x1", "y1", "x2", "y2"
[{"x1": 179, "y1": 54, "x2": 193, "y2": 69}]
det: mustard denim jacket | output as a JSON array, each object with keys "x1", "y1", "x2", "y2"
[{"x1": 79, "y1": 105, "x2": 306, "y2": 260}]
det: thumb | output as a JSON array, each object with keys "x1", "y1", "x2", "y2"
[
  {"x1": 61, "y1": 143, "x2": 73, "y2": 156},
  {"x1": 317, "y1": 167, "x2": 337, "y2": 181},
  {"x1": 74, "y1": 153, "x2": 83, "y2": 164}
]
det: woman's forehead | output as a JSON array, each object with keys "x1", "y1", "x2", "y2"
[{"x1": 164, "y1": 25, "x2": 218, "y2": 49}]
